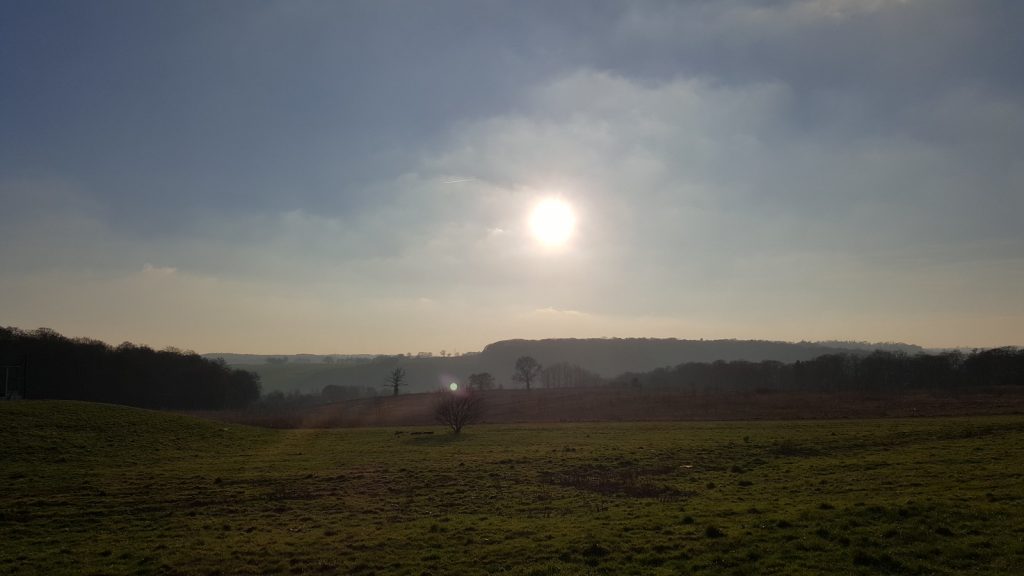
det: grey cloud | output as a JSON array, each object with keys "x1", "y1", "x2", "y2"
[
  {"x1": 2, "y1": 1, "x2": 1022, "y2": 350},
  {"x1": 420, "y1": 67, "x2": 1024, "y2": 316}
]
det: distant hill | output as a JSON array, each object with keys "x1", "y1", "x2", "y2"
[
  {"x1": 477, "y1": 338, "x2": 924, "y2": 375},
  {"x1": 810, "y1": 340, "x2": 925, "y2": 354},
  {"x1": 203, "y1": 353, "x2": 375, "y2": 365},
  {"x1": 213, "y1": 338, "x2": 924, "y2": 395}
]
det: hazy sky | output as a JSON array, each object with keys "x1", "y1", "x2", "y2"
[{"x1": 2, "y1": 0, "x2": 1022, "y2": 353}]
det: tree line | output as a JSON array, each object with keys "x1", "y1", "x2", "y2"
[
  {"x1": 0, "y1": 327, "x2": 261, "y2": 409},
  {"x1": 610, "y1": 348, "x2": 1024, "y2": 394},
  {"x1": 479, "y1": 337, "x2": 923, "y2": 376}
]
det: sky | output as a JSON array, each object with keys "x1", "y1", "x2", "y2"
[{"x1": 2, "y1": 0, "x2": 1023, "y2": 354}]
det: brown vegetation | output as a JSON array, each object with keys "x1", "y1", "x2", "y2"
[
  {"x1": 432, "y1": 388, "x2": 485, "y2": 433},
  {"x1": 194, "y1": 386, "x2": 1024, "y2": 429}
]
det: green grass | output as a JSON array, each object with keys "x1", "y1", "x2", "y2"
[{"x1": 2, "y1": 401, "x2": 1023, "y2": 575}]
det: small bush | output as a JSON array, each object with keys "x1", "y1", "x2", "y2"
[
  {"x1": 852, "y1": 550, "x2": 903, "y2": 571},
  {"x1": 581, "y1": 543, "x2": 610, "y2": 557},
  {"x1": 705, "y1": 526, "x2": 725, "y2": 538}
]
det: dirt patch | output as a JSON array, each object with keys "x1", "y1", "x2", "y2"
[{"x1": 541, "y1": 464, "x2": 694, "y2": 501}]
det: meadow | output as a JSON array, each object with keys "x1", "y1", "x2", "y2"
[{"x1": 2, "y1": 401, "x2": 1023, "y2": 575}]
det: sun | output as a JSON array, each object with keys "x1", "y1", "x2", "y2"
[{"x1": 528, "y1": 197, "x2": 576, "y2": 248}]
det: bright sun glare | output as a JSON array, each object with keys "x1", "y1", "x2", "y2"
[{"x1": 529, "y1": 197, "x2": 576, "y2": 248}]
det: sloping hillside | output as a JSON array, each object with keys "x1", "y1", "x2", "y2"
[{"x1": 2, "y1": 400, "x2": 270, "y2": 469}]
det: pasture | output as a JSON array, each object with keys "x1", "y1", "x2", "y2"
[{"x1": 2, "y1": 401, "x2": 1023, "y2": 575}]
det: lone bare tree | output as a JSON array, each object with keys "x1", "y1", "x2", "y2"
[
  {"x1": 433, "y1": 388, "x2": 484, "y2": 434},
  {"x1": 386, "y1": 367, "x2": 406, "y2": 396},
  {"x1": 512, "y1": 356, "x2": 542, "y2": 390}
]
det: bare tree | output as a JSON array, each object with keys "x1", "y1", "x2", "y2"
[
  {"x1": 512, "y1": 356, "x2": 542, "y2": 390},
  {"x1": 467, "y1": 372, "x2": 495, "y2": 391},
  {"x1": 433, "y1": 388, "x2": 484, "y2": 434},
  {"x1": 386, "y1": 367, "x2": 406, "y2": 396},
  {"x1": 540, "y1": 362, "x2": 603, "y2": 388}
]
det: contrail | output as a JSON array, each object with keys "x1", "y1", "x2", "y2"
[{"x1": 441, "y1": 177, "x2": 475, "y2": 184}]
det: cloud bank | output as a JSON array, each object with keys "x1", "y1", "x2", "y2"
[{"x1": 1, "y1": 1, "x2": 1021, "y2": 351}]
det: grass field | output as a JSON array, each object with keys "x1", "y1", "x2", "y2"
[
  {"x1": 2, "y1": 402, "x2": 1023, "y2": 575},
  {"x1": 208, "y1": 387, "x2": 1024, "y2": 429}
]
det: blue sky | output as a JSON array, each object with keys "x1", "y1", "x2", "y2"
[{"x1": 2, "y1": 0, "x2": 1022, "y2": 353}]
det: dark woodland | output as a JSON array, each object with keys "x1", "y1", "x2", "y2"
[
  {"x1": 4, "y1": 325, "x2": 1022, "y2": 413},
  {"x1": 613, "y1": 348, "x2": 1024, "y2": 394},
  {"x1": 0, "y1": 326, "x2": 260, "y2": 409}
]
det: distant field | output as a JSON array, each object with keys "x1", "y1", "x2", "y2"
[
  {"x1": 3, "y1": 402, "x2": 1023, "y2": 575},
  {"x1": 206, "y1": 386, "x2": 1024, "y2": 429}
]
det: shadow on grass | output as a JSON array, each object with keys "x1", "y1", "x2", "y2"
[{"x1": 405, "y1": 433, "x2": 470, "y2": 446}]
